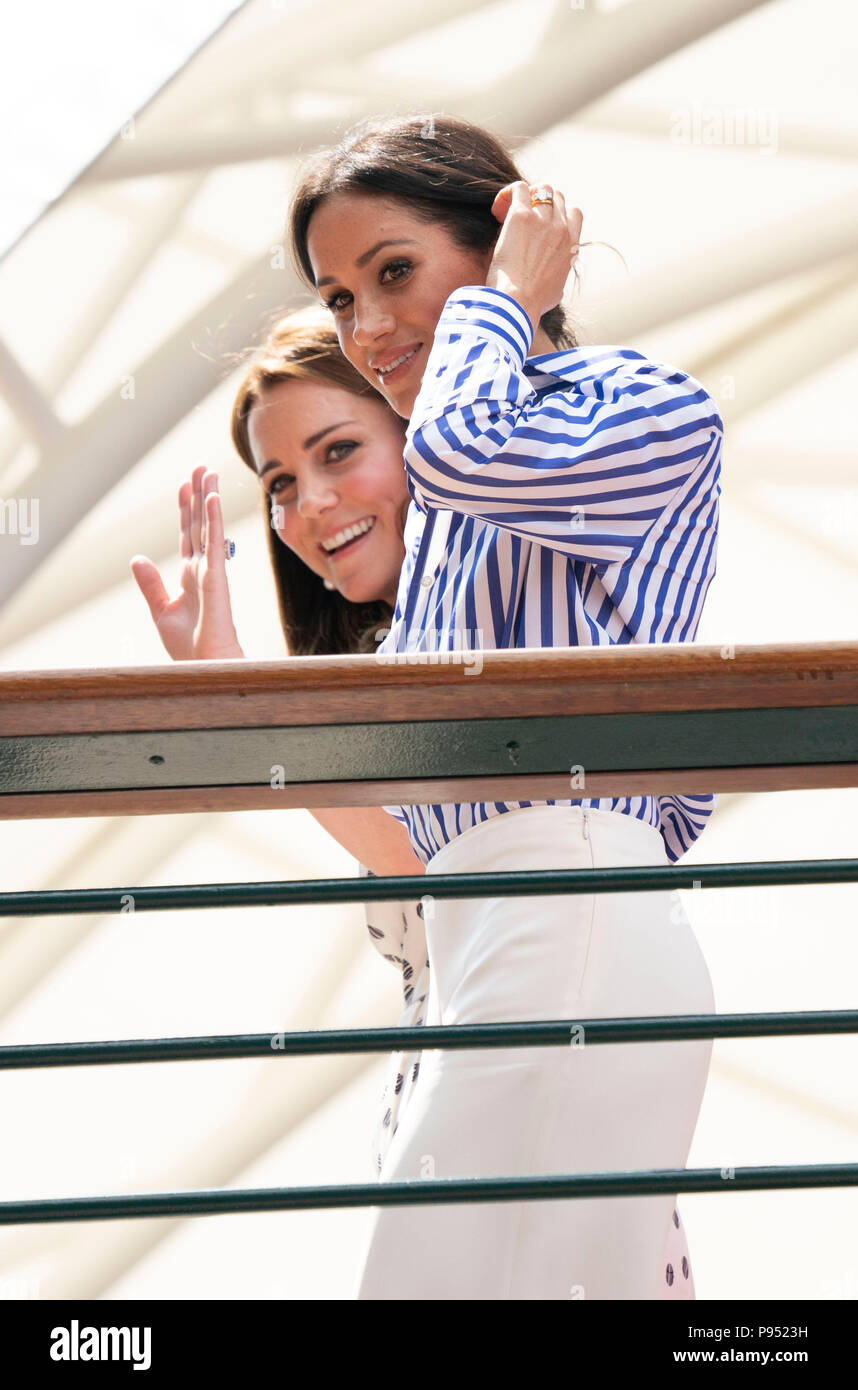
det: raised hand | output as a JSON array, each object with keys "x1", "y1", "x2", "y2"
[
  {"x1": 130, "y1": 465, "x2": 244, "y2": 661},
  {"x1": 487, "y1": 181, "x2": 582, "y2": 334}
]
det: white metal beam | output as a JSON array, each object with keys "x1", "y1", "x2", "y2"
[
  {"x1": 0, "y1": 175, "x2": 205, "y2": 479},
  {"x1": 0, "y1": 251, "x2": 300, "y2": 605},
  {"x1": 0, "y1": 339, "x2": 66, "y2": 454},
  {"x1": 712, "y1": 445, "x2": 858, "y2": 488},
  {"x1": 79, "y1": 0, "x2": 776, "y2": 180},
  {"x1": 469, "y1": 0, "x2": 778, "y2": 149},
  {"x1": 79, "y1": 0, "x2": 503, "y2": 180},
  {"x1": 685, "y1": 253, "x2": 858, "y2": 428},
  {"x1": 588, "y1": 187, "x2": 858, "y2": 341},
  {"x1": 733, "y1": 484, "x2": 858, "y2": 582},
  {"x1": 575, "y1": 98, "x2": 858, "y2": 163}
]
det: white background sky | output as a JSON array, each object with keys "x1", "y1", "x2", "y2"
[{"x1": 0, "y1": 0, "x2": 244, "y2": 255}]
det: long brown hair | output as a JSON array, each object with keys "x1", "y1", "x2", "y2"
[
  {"x1": 231, "y1": 304, "x2": 405, "y2": 656},
  {"x1": 287, "y1": 111, "x2": 582, "y2": 350}
]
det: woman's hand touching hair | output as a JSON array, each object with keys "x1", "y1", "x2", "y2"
[
  {"x1": 130, "y1": 465, "x2": 245, "y2": 661},
  {"x1": 487, "y1": 181, "x2": 582, "y2": 337}
]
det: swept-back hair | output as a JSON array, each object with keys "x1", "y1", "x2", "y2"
[{"x1": 288, "y1": 111, "x2": 581, "y2": 349}]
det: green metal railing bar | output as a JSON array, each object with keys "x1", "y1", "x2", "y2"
[
  {"x1": 2, "y1": 1164, "x2": 857, "y2": 1226},
  {"x1": 3, "y1": 1010, "x2": 858, "y2": 1069},
  {"x1": 1, "y1": 858, "x2": 857, "y2": 917},
  {"x1": 3, "y1": 705, "x2": 857, "y2": 797}
]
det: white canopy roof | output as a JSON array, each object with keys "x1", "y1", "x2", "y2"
[{"x1": 0, "y1": 0, "x2": 856, "y2": 1300}]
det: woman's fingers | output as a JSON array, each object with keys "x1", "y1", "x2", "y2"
[
  {"x1": 529, "y1": 185, "x2": 583, "y2": 274},
  {"x1": 494, "y1": 181, "x2": 581, "y2": 232},
  {"x1": 534, "y1": 187, "x2": 581, "y2": 246},
  {"x1": 490, "y1": 182, "x2": 518, "y2": 224},
  {"x1": 528, "y1": 181, "x2": 556, "y2": 218},
  {"x1": 513, "y1": 180, "x2": 536, "y2": 213},
  {"x1": 189, "y1": 464, "x2": 206, "y2": 555},
  {"x1": 198, "y1": 476, "x2": 241, "y2": 655},
  {"x1": 552, "y1": 192, "x2": 582, "y2": 268},
  {"x1": 129, "y1": 556, "x2": 170, "y2": 620},
  {"x1": 492, "y1": 184, "x2": 582, "y2": 281},
  {"x1": 178, "y1": 481, "x2": 193, "y2": 560},
  {"x1": 202, "y1": 475, "x2": 225, "y2": 570},
  {"x1": 487, "y1": 179, "x2": 581, "y2": 326}
]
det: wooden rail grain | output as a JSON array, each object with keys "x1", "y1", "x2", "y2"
[
  {"x1": 1, "y1": 641, "x2": 856, "y2": 735},
  {"x1": 1, "y1": 643, "x2": 856, "y2": 818}
]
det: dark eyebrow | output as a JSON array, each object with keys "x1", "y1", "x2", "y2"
[
  {"x1": 259, "y1": 421, "x2": 356, "y2": 477},
  {"x1": 316, "y1": 239, "x2": 418, "y2": 289}
]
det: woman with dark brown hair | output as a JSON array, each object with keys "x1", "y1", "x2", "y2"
[{"x1": 288, "y1": 111, "x2": 722, "y2": 1300}]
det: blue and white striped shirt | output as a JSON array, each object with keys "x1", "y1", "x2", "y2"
[{"x1": 378, "y1": 285, "x2": 723, "y2": 866}]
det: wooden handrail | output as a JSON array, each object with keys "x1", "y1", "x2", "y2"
[
  {"x1": 1, "y1": 642, "x2": 856, "y2": 818},
  {"x1": 1, "y1": 641, "x2": 857, "y2": 735}
]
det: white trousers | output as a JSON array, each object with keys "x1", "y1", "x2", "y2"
[{"x1": 354, "y1": 805, "x2": 715, "y2": 1300}]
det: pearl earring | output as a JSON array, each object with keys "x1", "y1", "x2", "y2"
[{"x1": 323, "y1": 579, "x2": 336, "y2": 591}]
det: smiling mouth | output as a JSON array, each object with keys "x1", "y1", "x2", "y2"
[
  {"x1": 319, "y1": 515, "x2": 376, "y2": 558},
  {"x1": 374, "y1": 344, "x2": 422, "y2": 384}
]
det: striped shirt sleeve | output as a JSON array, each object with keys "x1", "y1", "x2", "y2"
[{"x1": 404, "y1": 285, "x2": 724, "y2": 567}]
